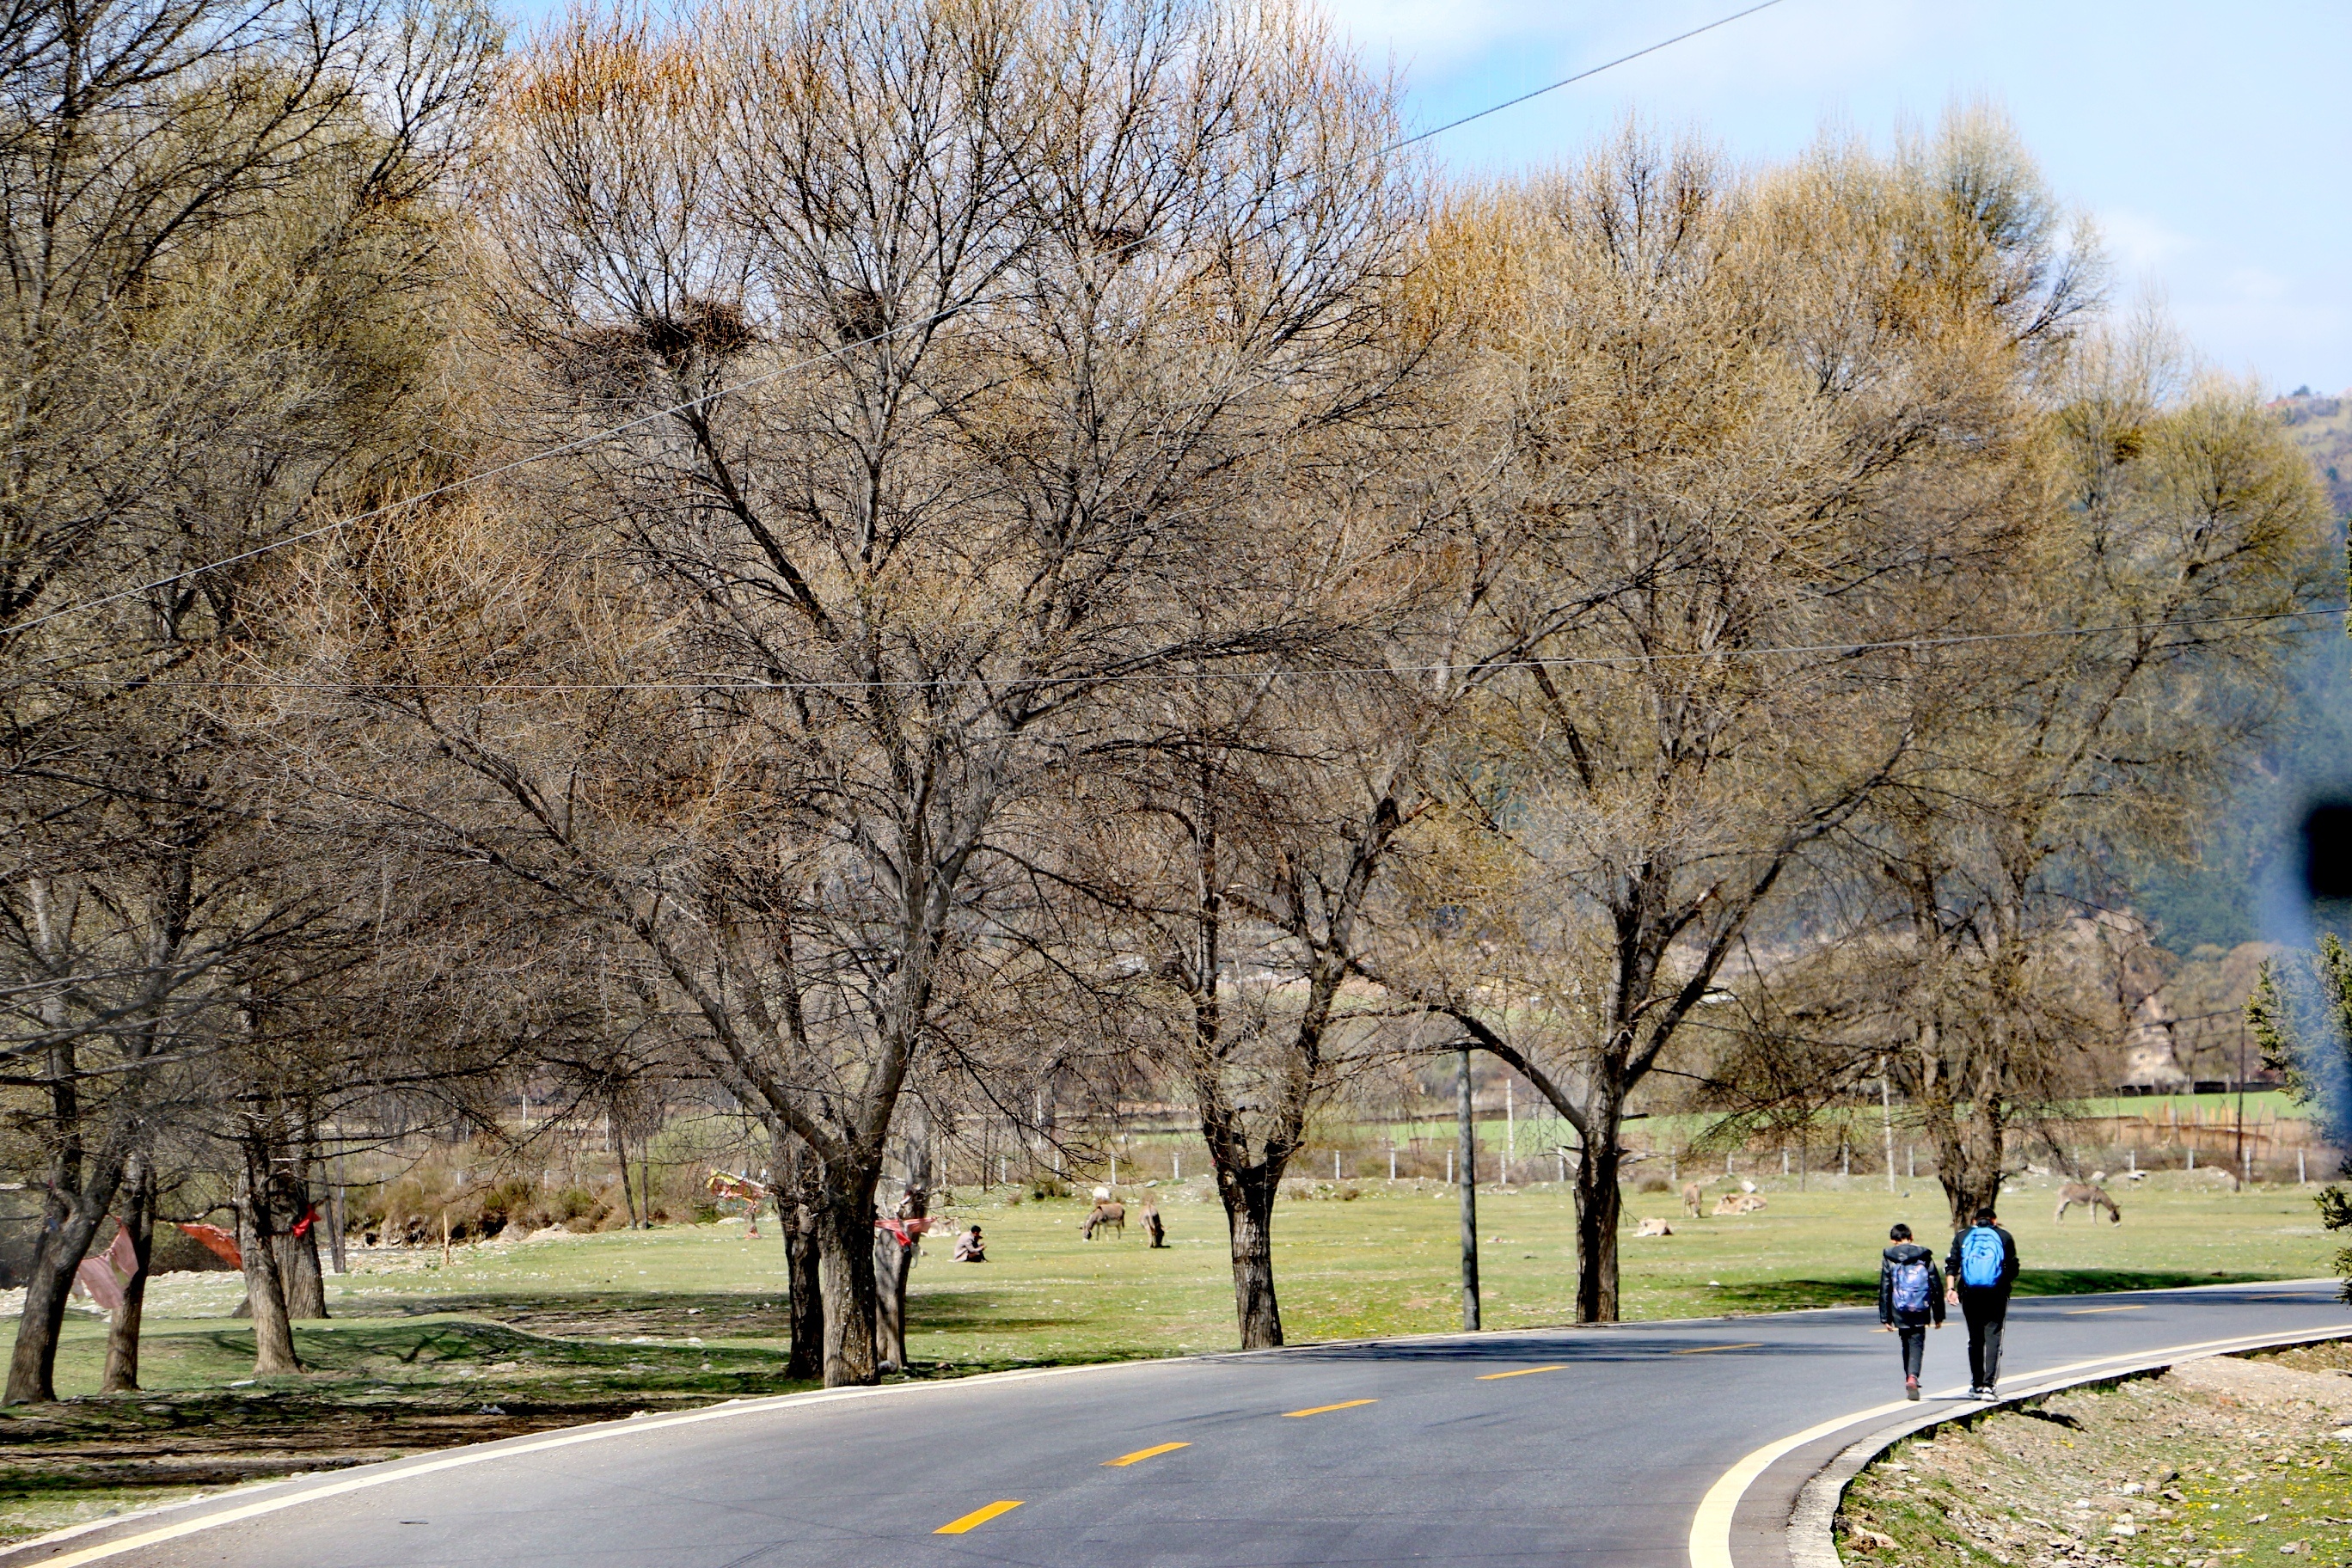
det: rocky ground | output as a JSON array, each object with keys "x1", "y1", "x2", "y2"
[{"x1": 1840, "y1": 1341, "x2": 2352, "y2": 1566}]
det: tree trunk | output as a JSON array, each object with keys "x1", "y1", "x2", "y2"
[
  {"x1": 870, "y1": 1182, "x2": 928, "y2": 1374},
  {"x1": 1216, "y1": 1161, "x2": 1283, "y2": 1349},
  {"x1": 613, "y1": 1113, "x2": 640, "y2": 1229},
  {"x1": 279, "y1": 1225, "x2": 328, "y2": 1320},
  {"x1": 776, "y1": 1138, "x2": 824, "y2": 1381},
  {"x1": 872, "y1": 1228, "x2": 909, "y2": 1372},
  {"x1": 4, "y1": 1149, "x2": 129, "y2": 1404},
  {"x1": 1572, "y1": 1108, "x2": 1624, "y2": 1324},
  {"x1": 101, "y1": 1160, "x2": 156, "y2": 1393},
  {"x1": 1932, "y1": 1099, "x2": 2006, "y2": 1230},
  {"x1": 279, "y1": 1148, "x2": 327, "y2": 1319},
  {"x1": 815, "y1": 1187, "x2": 879, "y2": 1387},
  {"x1": 237, "y1": 1143, "x2": 301, "y2": 1375}
]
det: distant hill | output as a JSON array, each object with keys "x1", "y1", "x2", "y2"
[{"x1": 2274, "y1": 388, "x2": 2352, "y2": 522}]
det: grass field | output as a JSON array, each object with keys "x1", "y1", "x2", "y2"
[
  {"x1": 0, "y1": 1167, "x2": 2337, "y2": 1543},
  {"x1": 34, "y1": 1166, "x2": 2342, "y2": 1390}
]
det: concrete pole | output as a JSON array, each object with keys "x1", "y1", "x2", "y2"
[
  {"x1": 1880, "y1": 1063, "x2": 1898, "y2": 1194},
  {"x1": 1458, "y1": 1048, "x2": 1480, "y2": 1332}
]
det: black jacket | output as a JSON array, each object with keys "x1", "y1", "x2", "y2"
[
  {"x1": 1878, "y1": 1242, "x2": 1945, "y2": 1326},
  {"x1": 1946, "y1": 1224, "x2": 2020, "y2": 1293}
]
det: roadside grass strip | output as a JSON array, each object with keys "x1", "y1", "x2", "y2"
[
  {"x1": 1104, "y1": 1442, "x2": 1190, "y2": 1467},
  {"x1": 1478, "y1": 1364, "x2": 1569, "y2": 1380},
  {"x1": 934, "y1": 1500, "x2": 1024, "y2": 1534},
  {"x1": 1283, "y1": 1400, "x2": 1377, "y2": 1418}
]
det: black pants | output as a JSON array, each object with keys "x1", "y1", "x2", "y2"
[
  {"x1": 1957, "y1": 1287, "x2": 2009, "y2": 1387},
  {"x1": 1893, "y1": 1322, "x2": 1926, "y2": 1379}
]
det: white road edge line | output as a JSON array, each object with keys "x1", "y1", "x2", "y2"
[{"x1": 1686, "y1": 1320, "x2": 2352, "y2": 1568}]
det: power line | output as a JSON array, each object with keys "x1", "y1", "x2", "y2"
[
  {"x1": 0, "y1": 0, "x2": 1794, "y2": 643},
  {"x1": 1371, "y1": 0, "x2": 1791, "y2": 160},
  {"x1": 38, "y1": 605, "x2": 2345, "y2": 696}
]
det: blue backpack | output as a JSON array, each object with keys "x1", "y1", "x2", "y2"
[
  {"x1": 1959, "y1": 1225, "x2": 2005, "y2": 1288},
  {"x1": 1891, "y1": 1257, "x2": 1932, "y2": 1313}
]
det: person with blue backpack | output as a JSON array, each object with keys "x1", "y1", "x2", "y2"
[
  {"x1": 1877, "y1": 1222, "x2": 1945, "y2": 1400},
  {"x1": 1946, "y1": 1205, "x2": 2020, "y2": 1399}
]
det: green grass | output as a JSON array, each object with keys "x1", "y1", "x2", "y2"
[{"x1": 26, "y1": 1169, "x2": 2336, "y2": 1397}]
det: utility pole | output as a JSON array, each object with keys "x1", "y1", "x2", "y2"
[
  {"x1": 2235, "y1": 1018, "x2": 2248, "y2": 1184},
  {"x1": 1458, "y1": 1047, "x2": 1479, "y2": 1332},
  {"x1": 1880, "y1": 1057, "x2": 1898, "y2": 1194}
]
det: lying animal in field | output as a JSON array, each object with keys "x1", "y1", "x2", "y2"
[
  {"x1": 1713, "y1": 1193, "x2": 1767, "y2": 1216},
  {"x1": 1081, "y1": 1199, "x2": 1125, "y2": 1240},
  {"x1": 1681, "y1": 1182, "x2": 1704, "y2": 1217},
  {"x1": 1634, "y1": 1217, "x2": 1674, "y2": 1237},
  {"x1": 2054, "y1": 1181, "x2": 2121, "y2": 1224}
]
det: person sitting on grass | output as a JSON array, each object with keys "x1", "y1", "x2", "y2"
[
  {"x1": 952, "y1": 1224, "x2": 987, "y2": 1262},
  {"x1": 1877, "y1": 1222, "x2": 1945, "y2": 1400}
]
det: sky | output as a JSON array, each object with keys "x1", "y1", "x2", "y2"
[{"x1": 1310, "y1": 0, "x2": 2352, "y2": 394}]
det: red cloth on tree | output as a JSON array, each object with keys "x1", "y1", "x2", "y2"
[
  {"x1": 71, "y1": 1228, "x2": 141, "y2": 1314},
  {"x1": 874, "y1": 1216, "x2": 932, "y2": 1247},
  {"x1": 176, "y1": 1222, "x2": 242, "y2": 1269}
]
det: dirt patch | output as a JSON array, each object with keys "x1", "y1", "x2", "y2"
[{"x1": 1840, "y1": 1342, "x2": 2352, "y2": 1565}]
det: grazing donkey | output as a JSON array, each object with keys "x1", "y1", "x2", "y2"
[
  {"x1": 1081, "y1": 1199, "x2": 1126, "y2": 1240},
  {"x1": 1681, "y1": 1182, "x2": 1705, "y2": 1218},
  {"x1": 2054, "y1": 1181, "x2": 2121, "y2": 1224}
]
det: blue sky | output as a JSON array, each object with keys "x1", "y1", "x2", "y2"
[{"x1": 1318, "y1": 0, "x2": 2351, "y2": 393}]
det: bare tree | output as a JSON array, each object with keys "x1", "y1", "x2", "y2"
[
  {"x1": 290, "y1": 0, "x2": 1426, "y2": 1383},
  {"x1": 1837, "y1": 327, "x2": 2331, "y2": 1227},
  {"x1": 1363, "y1": 117, "x2": 2081, "y2": 1320},
  {"x1": 0, "y1": 0, "x2": 494, "y2": 1401}
]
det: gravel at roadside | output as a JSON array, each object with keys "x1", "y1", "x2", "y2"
[{"x1": 1839, "y1": 1342, "x2": 2352, "y2": 1566}]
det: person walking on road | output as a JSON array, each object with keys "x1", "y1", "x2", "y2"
[
  {"x1": 1946, "y1": 1205, "x2": 2020, "y2": 1400},
  {"x1": 1877, "y1": 1222, "x2": 1945, "y2": 1400}
]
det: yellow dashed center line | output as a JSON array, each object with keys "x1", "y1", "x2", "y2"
[
  {"x1": 934, "y1": 1501, "x2": 1024, "y2": 1534},
  {"x1": 1671, "y1": 1343, "x2": 1764, "y2": 1355},
  {"x1": 1283, "y1": 1399, "x2": 1378, "y2": 1418},
  {"x1": 1478, "y1": 1364, "x2": 1569, "y2": 1381},
  {"x1": 1104, "y1": 1442, "x2": 1191, "y2": 1467},
  {"x1": 2061, "y1": 1305, "x2": 2146, "y2": 1315}
]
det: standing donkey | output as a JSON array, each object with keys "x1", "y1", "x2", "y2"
[{"x1": 2053, "y1": 1182, "x2": 2121, "y2": 1224}]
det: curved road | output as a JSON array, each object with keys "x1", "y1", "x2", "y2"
[{"x1": 12, "y1": 1280, "x2": 2348, "y2": 1568}]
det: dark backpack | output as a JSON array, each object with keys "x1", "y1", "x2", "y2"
[
  {"x1": 1891, "y1": 1257, "x2": 1932, "y2": 1313},
  {"x1": 1959, "y1": 1225, "x2": 2005, "y2": 1288}
]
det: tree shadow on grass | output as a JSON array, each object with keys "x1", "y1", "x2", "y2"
[{"x1": 335, "y1": 1289, "x2": 792, "y2": 1338}]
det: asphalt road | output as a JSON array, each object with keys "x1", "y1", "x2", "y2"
[{"x1": 15, "y1": 1279, "x2": 2349, "y2": 1568}]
